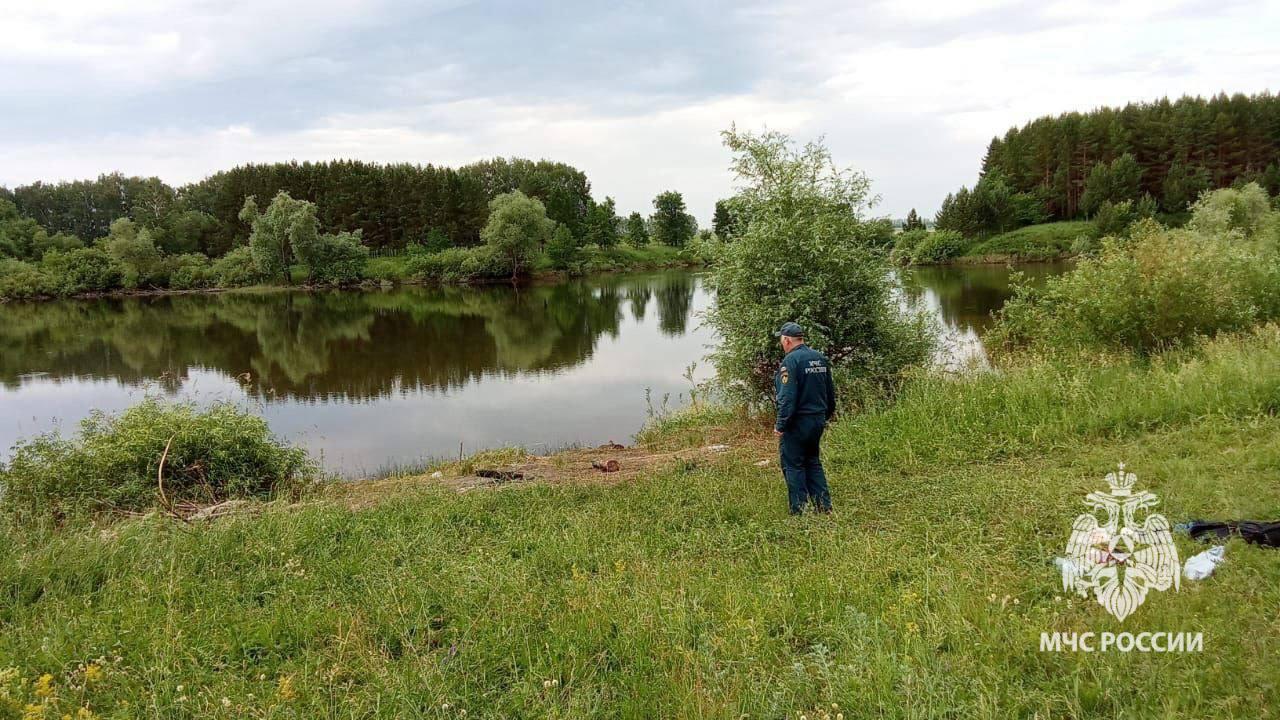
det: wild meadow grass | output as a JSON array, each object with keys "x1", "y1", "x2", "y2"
[
  {"x1": 3, "y1": 329, "x2": 1280, "y2": 717},
  {"x1": 964, "y1": 221, "x2": 1093, "y2": 261}
]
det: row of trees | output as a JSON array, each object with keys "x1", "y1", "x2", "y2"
[
  {"x1": 1, "y1": 157, "x2": 709, "y2": 298},
  {"x1": 1, "y1": 158, "x2": 703, "y2": 260},
  {"x1": 0, "y1": 182, "x2": 706, "y2": 298},
  {"x1": 936, "y1": 92, "x2": 1280, "y2": 236}
]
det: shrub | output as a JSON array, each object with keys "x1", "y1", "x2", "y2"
[
  {"x1": 1188, "y1": 182, "x2": 1272, "y2": 239},
  {"x1": 864, "y1": 218, "x2": 896, "y2": 250},
  {"x1": 1090, "y1": 199, "x2": 1136, "y2": 238},
  {"x1": 210, "y1": 246, "x2": 263, "y2": 287},
  {"x1": 908, "y1": 229, "x2": 968, "y2": 264},
  {"x1": 707, "y1": 128, "x2": 934, "y2": 403},
  {"x1": 166, "y1": 253, "x2": 215, "y2": 290},
  {"x1": 0, "y1": 258, "x2": 55, "y2": 300},
  {"x1": 305, "y1": 230, "x2": 369, "y2": 285},
  {"x1": 38, "y1": 247, "x2": 122, "y2": 295},
  {"x1": 988, "y1": 220, "x2": 1278, "y2": 354},
  {"x1": 545, "y1": 224, "x2": 579, "y2": 271},
  {"x1": 0, "y1": 399, "x2": 316, "y2": 524},
  {"x1": 104, "y1": 225, "x2": 166, "y2": 289},
  {"x1": 422, "y1": 227, "x2": 452, "y2": 253},
  {"x1": 680, "y1": 231, "x2": 721, "y2": 265},
  {"x1": 1069, "y1": 233, "x2": 1099, "y2": 256},
  {"x1": 890, "y1": 229, "x2": 928, "y2": 264},
  {"x1": 406, "y1": 246, "x2": 514, "y2": 283}
]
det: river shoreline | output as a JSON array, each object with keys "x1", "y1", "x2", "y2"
[{"x1": 0, "y1": 257, "x2": 706, "y2": 304}]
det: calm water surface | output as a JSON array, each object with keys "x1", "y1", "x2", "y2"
[{"x1": 0, "y1": 265, "x2": 1066, "y2": 475}]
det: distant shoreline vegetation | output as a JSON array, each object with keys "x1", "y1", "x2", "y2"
[
  {"x1": 0, "y1": 159, "x2": 712, "y2": 301},
  {"x1": 888, "y1": 92, "x2": 1280, "y2": 267}
]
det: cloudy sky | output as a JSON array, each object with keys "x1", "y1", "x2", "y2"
[{"x1": 1, "y1": 0, "x2": 1276, "y2": 222}]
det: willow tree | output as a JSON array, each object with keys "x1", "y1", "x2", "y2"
[
  {"x1": 239, "y1": 191, "x2": 317, "y2": 285},
  {"x1": 481, "y1": 191, "x2": 552, "y2": 281},
  {"x1": 706, "y1": 127, "x2": 934, "y2": 404}
]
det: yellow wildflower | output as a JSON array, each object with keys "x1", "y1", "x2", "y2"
[
  {"x1": 34, "y1": 674, "x2": 55, "y2": 698},
  {"x1": 905, "y1": 621, "x2": 920, "y2": 635},
  {"x1": 277, "y1": 675, "x2": 297, "y2": 702},
  {"x1": 77, "y1": 709, "x2": 96, "y2": 720},
  {"x1": 82, "y1": 664, "x2": 103, "y2": 684},
  {"x1": 22, "y1": 703, "x2": 45, "y2": 720}
]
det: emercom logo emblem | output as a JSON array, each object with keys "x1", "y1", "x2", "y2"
[{"x1": 1059, "y1": 463, "x2": 1180, "y2": 621}]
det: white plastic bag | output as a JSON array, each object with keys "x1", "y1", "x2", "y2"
[{"x1": 1183, "y1": 545, "x2": 1226, "y2": 581}]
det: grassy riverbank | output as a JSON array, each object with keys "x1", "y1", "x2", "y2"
[
  {"x1": 892, "y1": 222, "x2": 1092, "y2": 266},
  {"x1": 959, "y1": 221, "x2": 1092, "y2": 263},
  {"x1": 4, "y1": 327, "x2": 1280, "y2": 717}
]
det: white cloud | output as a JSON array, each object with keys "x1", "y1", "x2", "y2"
[{"x1": 1, "y1": 0, "x2": 1276, "y2": 220}]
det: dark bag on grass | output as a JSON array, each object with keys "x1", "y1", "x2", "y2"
[{"x1": 1184, "y1": 520, "x2": 1280, "y2": 548}]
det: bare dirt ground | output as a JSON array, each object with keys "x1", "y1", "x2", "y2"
[{"x1": 326, "y1": 428, "x2": 777, "y2": 512}]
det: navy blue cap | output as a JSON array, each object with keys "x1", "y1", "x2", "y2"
[{"x1": 773, "y1": 321, "x2": 805, "y2": 338}]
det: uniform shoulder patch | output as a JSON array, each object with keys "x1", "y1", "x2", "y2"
[{"x1": 780, "y1": 366, "x2": 789, "y2": 384}]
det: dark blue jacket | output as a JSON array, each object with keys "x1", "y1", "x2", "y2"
[{"x1": 774, "y1": 344, "x2": 836, "y2": 431}]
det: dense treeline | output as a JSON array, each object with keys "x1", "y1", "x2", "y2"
[
  {"x1": 6, "y1": 159, "x2": 596, "y2": 253},
  {"x1": 0, "y1": 158, "x2": 707, "y2": 299},
  {"x1": 937, "y1": 92, "x2": 1280, "y2": 237}
]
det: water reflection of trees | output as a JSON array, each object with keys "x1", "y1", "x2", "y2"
[
  {"x1": 655, "y1": 274, "x2": 695, "y2": 335},
  {"x1": 0, "y1": 272, "x2": 699, "y2": 401},
  {"x1": 899, "y1": 264, "x2": 1067, "y2": 335}
]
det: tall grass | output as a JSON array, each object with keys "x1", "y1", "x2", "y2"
[
  {"x1": 828, "y1": 324, "x2": 1280, "y2": 471},
  {"x1": 4, "y1": 328, "x2": 1280, "y2": 716},
  {"x1": 0, "y1": 400, "x2": 315, "y2": 525}
]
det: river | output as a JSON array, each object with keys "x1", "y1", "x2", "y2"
[{"x1": 0, "y1": 264, "x2": 1067, "y2": 475}]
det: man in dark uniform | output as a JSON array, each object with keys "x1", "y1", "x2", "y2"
[{"x1": 773, "y1": 322, "x2": 836, "y2": 515}]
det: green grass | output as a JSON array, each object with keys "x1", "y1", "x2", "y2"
[
  {"x1": 964, "y1": 221, "x2": 1094, "y2": 261},
  {"x1": 4, "y1": 328, "x2": 1280, "y2": 717}
]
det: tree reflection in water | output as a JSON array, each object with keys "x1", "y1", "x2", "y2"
[{"x1": 0, "y1": 271, "x2": 702, "y2": 402}]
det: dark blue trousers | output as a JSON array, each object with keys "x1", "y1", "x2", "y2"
[{"x1": 779, "y1": 414, "x2": 832, "y2": 514}]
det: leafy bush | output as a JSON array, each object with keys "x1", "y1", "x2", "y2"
[
  {"x1": 864, "y1": 218, "x2": 896, "y2": 250},
  {"x1": 406, "y1": 245, "x2": 514, "y2": 283},
  {"x1": 38, "y1": 247, "x2": 122, "y2": 295},
  {"x1": 1091, "y1": 199, "x2": 1136, "y2": 238},
  {"x1": 0, "y1": 259, "x2": 55, "y2": 300},
  {"x1": 908, "y1": 229, "x2": 968, "y2": 264},
  {"x1": 1188, "y1": 182, "x2": 1272, "y2": 238},
  {"x1": 707, "y1": 128, "x2": 934, "y2": 402},
  {"x1": 1069, "y1": 233, "x2": 1099, "y2": 256},
  {"x1": 166, "y1": 253, "x2": 215, "y2": 290},
  {"x1": 103, "y1": 222, "x2": 166, "y2": 289},
  {"x1": 422, "y1": 227, "x2": 451, "y2": 253},
  {"x1": 680, "y1": 230, "x2": 721, "y2": 266},
  {"x1": 545, "y1": 224, "x2": 579, "y2": 271},
  {"x1": 890, "y1": 229, "x2": 928, "y2": 264},
  {"x1": 988, "y1": 219, "x2": 1279, "y2": 354},
  {"x1": 305, "y1": 231, "x2": 369, "y2": 285},
  {"x1": 210, "y1": 246, "x2": 262, "y2": 287},
  {"x1": 0, "y1": 399, "x2": 316, "y2": 524}
]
